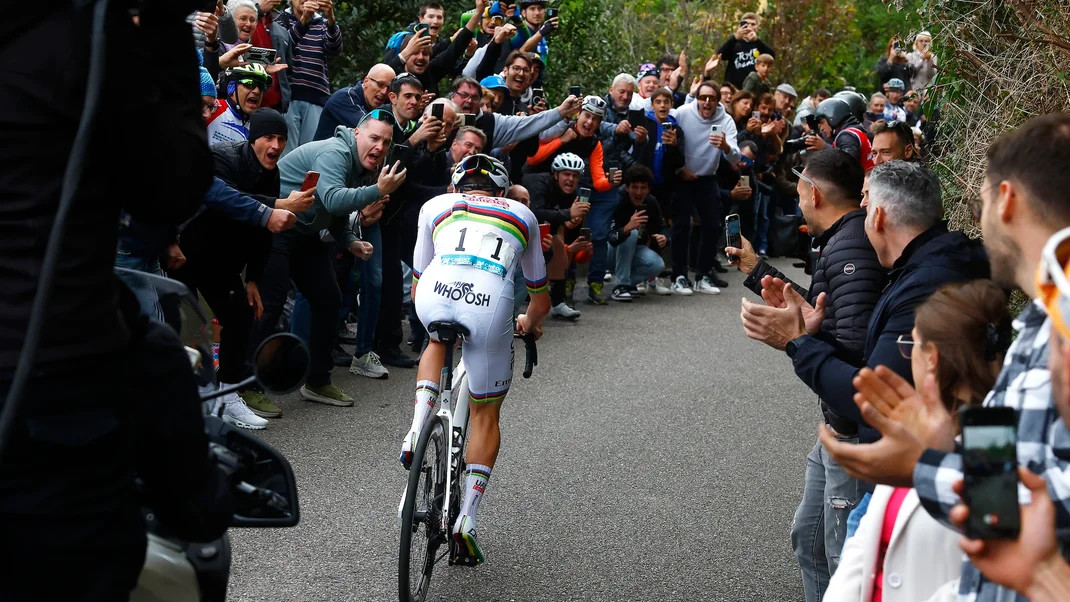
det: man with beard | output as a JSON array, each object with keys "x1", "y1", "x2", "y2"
[
  {"x1": 389, "y1": 0, "x2": 487, "y2": 91},
  {"x1": 207, "y1": 63, "x2": 272, "y2": 144},
  {"x1": 252, "y1": 110, "x2": 408, "y2": 407},
  {"x1": 313, "y1": 63, "x2": 396, "y2": 141}
]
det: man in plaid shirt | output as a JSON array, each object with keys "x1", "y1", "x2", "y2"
[{"x1": 820, "y1": 113, "x2": 1070, "y2": 601}]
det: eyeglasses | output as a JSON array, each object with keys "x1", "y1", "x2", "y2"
[
  {"x1": 1037, "y1": 226, "x2": 1070, "y2": 339},
  {"x1": 238, "y1": 78, "x2": 268, "y2": 91},
  {"x1": 202, "y1": 100, "x2": 218, "y2": 114},
  {"x1": 367, "y1": 76, "x2": 389, "y2": 89},
  {"x1": 896, "y1": 334, "x2": 916, "y2": 359},
  {"x1": 488, "y1": 15, "x2": 504, "y2": 25},
  {"x1": 507, "y1": 65, "x2": 531, "y2": 74},
  {"x1": 792, "y1": 167, "x2": 821, "y2": 197},
  {"x1": 358, "y1": 108, "x2": 399, "y2": 127},
  {"x1": 451, "y1": 89, "x2": 477, "y2": 101},
  {"x1": 697, "y1": 94, "x2": 717, "y2": 103},
  {"x1": 659, "y1": 66, "x2": 674, "y2": 73}
]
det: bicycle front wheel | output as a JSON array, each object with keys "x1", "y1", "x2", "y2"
[{"x1": 399, "y1": 416, "x2": 448, "y2": 602}]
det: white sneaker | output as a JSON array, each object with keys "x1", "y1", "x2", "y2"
[
  {"x1": 350, "y1": 351, "x2": 389, "y2": 379},
  {"x1": 654, "y1": 277, "x2": 672, "y2": 295},
  {"x1": 634, "y1": 280, "x2": 648, "y2": 295},
  {"x1": 695, "y1": 276, "x2": 722, "y2": 295},
  {"x1": 603, "y1": 272, "x2": 614, "y2": 283},
  {"x1": 221, "y1": 393, "x2": 268, "y2": 430},
  {"x1": 671, "y1": 276, "x2": 694, "y2": 296},
  {"x1": 550, "y1": 302, "x2": 581, "y2": 320}
]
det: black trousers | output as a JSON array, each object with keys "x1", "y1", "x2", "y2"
[
  {"x1": 375, "y1": 220, "x2": 405, "y2": 352},
  {"x1": 172, "y1": 261, "x2": 253, "y2": 386},
  {"x1": 671, "y1": 175, "x2": 722, "y2": 279},
  {"x1": 253, "y1": 230, "x2": 340, "y2": 387}
]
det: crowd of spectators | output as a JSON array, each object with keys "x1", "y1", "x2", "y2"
[{"x1": 116, "y1": 2, "x2": 1070, "y2": 601}]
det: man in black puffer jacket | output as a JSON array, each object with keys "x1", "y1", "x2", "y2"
[
  {"x1": 729, "y1": 149, "x2": 886, "y2": 601},
  {"x1": 174, "y1": 109, "x2": 315, "y2": 424}
]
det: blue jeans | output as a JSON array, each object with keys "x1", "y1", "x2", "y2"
[
  {"x1": 585, "y1": 188, "x2": 618, "y2": 283},
  {"x1": 613, "y1": 231, "x2": 665, "y2": 286},
  {"x1": 291, "y1": 224, "x2": 383, "y2": 357},
  {"x1": 284, "y1": 99, "x2": 324, "y2": 152},
  {"x1": 790, "y1": 436, "x2": 863, "y2": 602},
  {"x1": 114, "y1": 248, "x2": 165, "y2": 320},
  {"x1": 842, "y1": 491, "x2": 872, "y2": 550}
]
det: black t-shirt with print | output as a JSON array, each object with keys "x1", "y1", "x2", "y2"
[{"x1": 717, "y1": 37, "x2": 776, "y2": 88}]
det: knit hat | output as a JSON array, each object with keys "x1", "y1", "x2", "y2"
[
  {"x1": 248, "y1": 108, "x2": 288, "y2": 142},
  {"x1": 199, "y1": 66, "x2": 217, "y2": 98}
]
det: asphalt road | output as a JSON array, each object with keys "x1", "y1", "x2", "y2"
[{"x1": 228, "y1": 260, "x2": 820, "y2": 602}]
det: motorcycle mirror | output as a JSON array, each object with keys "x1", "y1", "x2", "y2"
[
  {"x1": 253, "y1": 333, "x2": 310, "y2": 395},
  {"x1": 205, "y1": 417, "x2": 300, "y2": 528}
]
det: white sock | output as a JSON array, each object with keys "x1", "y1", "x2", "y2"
[
  {"x1": 408, "y1": 380, "x2": 439, "y2": 434},
  {"x1": 457, "y1": 464, "x2": 492, "y2": 533}
]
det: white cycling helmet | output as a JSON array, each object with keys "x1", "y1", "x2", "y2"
[
  {"x1": 451, "y1": 153, "x2": 510, "y2": 193},
  {"x1": 580, "y1": 95, "x2": 608, "y2": 118},
  {"x1": 551, "y1": 152, "x2": 585, "y2": 174}
]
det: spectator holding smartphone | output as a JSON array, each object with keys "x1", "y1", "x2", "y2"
[
  {"x1": 607, "y1": 165, "x2": 667, "y2": 301},
  {"x1": 717, "y1": 11, "x2": 776, "y2": 88}
]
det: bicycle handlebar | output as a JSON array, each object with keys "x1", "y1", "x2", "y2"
[{"x1": 513, "y1": 332, "x2": 538, "y2": 378}]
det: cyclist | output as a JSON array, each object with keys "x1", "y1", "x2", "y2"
[
  {"x1": 400, "y1": 154, "x2": 550, "y2": 565},
  {"x1": 206, "y1": 63, "x2": 272, "y2": 145}
]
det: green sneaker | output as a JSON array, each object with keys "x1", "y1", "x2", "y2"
[
  {"x1": 240, "y1": 390, "x2": 282, "y2": 418},
  {"x1": 587, "y1": 281, "x2": 608, "y2": 305},
  {"x1": 300, "y1": 383, "x2": 354, "y2": 407}
]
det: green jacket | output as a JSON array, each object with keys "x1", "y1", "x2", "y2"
[{"x1": 278, "y1": 125, "x2": 381, "y2": 238}]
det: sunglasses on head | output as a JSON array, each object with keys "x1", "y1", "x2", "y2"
[{"x1": 359, "y1": 108, "x2": 398, "y2": 127}]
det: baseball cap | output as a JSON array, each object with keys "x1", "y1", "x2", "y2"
[
  {"x1": 636, "y1": 63, "x2": 659, "y2": 82},
  {"x1": 887, "y1": 78, "x2": 905, "y2": 90},
  {"x1": 775, "y1": 83, "x2": 797, "y2": 97},
  {"x1": 480, "y1": 75, "x2": 508, "y2": 90}
]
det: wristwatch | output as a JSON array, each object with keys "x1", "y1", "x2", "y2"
[{"x1": 785, "y1": 336, "x2": 807, "y2": 359}]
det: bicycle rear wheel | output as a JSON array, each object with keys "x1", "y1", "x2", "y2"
[{"x1": 399, "y1": 416, "x2": 448, "y2": 602}]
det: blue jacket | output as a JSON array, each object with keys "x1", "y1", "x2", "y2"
[
  {"x1": 314, "y1": 83, "x2": 374, "y2": 141},
  {"x1": 789, "y1": 223, "x2": 990, "y2": 441}
]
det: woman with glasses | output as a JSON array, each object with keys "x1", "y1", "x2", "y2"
[{"x1": 825, "y1": 279, "x2": 1010, "y2": 602}]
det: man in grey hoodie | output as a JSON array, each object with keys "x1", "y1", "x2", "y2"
[
  {"x1": 669, "y1": 81, "x2": 740, "y2": 295},
  {"x1": 252, "y1": 111, "x2": 408, "y2": 407}
]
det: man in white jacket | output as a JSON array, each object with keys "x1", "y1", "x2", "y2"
[{"x1": 668, "y1": 81, "x2": 740, "y2": 295}]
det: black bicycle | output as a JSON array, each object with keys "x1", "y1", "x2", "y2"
[{"x1": 398, "y1": 321, "x2": 537, "y2": 602}]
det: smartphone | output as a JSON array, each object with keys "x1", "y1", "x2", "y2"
[
  {"x1": 460, "y1": 113, "x2": 476, "y2": 127},
  {"x1": 245, "y1": 47, "x2": 277, "y2": 65},
  {"x1": 577, "y1": 187, "x2": 591, "y2": 203},
  {"x1": 961, "y1": 406, "x2": 1021, "y2": 540},
  {"x1": 301, "y1": 171, "x2": 320, "y2": 191},
  {"x1": 416, "y1": 23, "x2": 431, "y2": 37},
  {"x1": 627, "y1": 109, "x2": 645, "y2": 125},
  {"x1": 893, "y1": 39, "x2": 902, "y2": 51},
  {"x1": 662, "y1": 121, "x2": 675, "y2": 132},
  {"x1": 725, "y1": 213, "x2": 741, "y2": 260},
  {"x1": 740, "y1": 175, "x2": 750, "y2": 188},
  {"x1": 531, "y1": 87, "x2": 544, "y2": 104},
  {"x1": 711, "y1": 124, "x2": 721, "y2": 134},
  {"x1": 579, "y1": 227, "x2": 591, "y2": 240},
  {"x1": 752, "y1": 110, "x2": 761, "y2": 120},
  {"x1": 431, "y1": 103, "x2": 444, "y2": 121},
  {"x1": 546, "y1": 8, "x2": 558, "y2": 19},
  {"x1": 569, "y1": 85, "x2": 582, "y2": 98}
]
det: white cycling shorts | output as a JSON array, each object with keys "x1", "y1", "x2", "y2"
[{"x1": 414, "y1": 262, "x2": 516, "y2": 404}]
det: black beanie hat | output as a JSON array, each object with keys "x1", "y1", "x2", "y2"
[{"x1": 248, "y1": 108, "x2": 288, "y2": 142}]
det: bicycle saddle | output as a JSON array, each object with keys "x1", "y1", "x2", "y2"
[{"x1": 426, "y1": 321, "x2": 470, "y2": 343}]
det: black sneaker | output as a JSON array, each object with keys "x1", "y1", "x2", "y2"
[
  {"x1": 712, "y1": 262, "x2": 728, "y2": 274},
  {"x1": 709, "y1": 274, "x2": 729, "y2": 288},
  {"x1": 377, "y1": 346, "x2": 418, "y2": 368},
  {"x1": 610, "y1": 285, "x2": 634, "y2": 302}
]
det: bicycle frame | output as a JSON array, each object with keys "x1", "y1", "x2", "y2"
[{"x1": 435, "y1": 341, "x2": 469, "y2": 537}]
